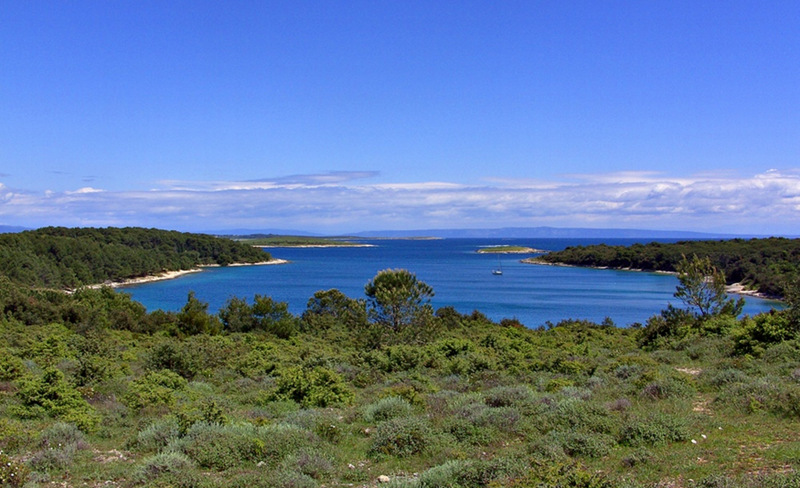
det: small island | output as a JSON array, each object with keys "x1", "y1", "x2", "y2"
[
  {"x1": 235, "y1": 235, "x2": 373, "y2": 248},
  {"x1": 477, "y1": 245, "x2": 544, "y2": 254}
]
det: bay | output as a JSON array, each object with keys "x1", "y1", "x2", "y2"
[{"x1": 122, "y1": 238, "x2": 781, "y2": 328}]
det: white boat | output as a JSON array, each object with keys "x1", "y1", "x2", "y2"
[{"x1": 492, "y1": 257, "x2": 503, "y2": 275}]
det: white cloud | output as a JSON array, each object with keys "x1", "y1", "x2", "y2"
[
  {"x1": 1, "y1": 170, "x2": 799, "y2": 234},
  {"x1": 66, "y1": 187, "x2": 105, "y2": 194}
]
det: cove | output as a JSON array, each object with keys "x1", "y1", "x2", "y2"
[{"x1": 122, "y1": 238, "x2": 782, "y2": 328}]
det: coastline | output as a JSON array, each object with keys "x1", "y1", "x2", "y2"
[
  {"x1": 253, "y1": 244, "x2": 375, "y2": 248},
  {"x1": 88, "y1": 259, "x2": 289, "y2": 289},
  {"x1": 523, "y1": 259, "x2": 779, "y2": 301},
  {"x1": 478, "y1": 246, "x2": 545, "y2": 254}
]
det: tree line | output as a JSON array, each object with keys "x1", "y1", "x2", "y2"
[
  {"x1": 532, "y1": 237, "x2": 800, "y2": 297},
  {"x1": 0, "y1": 227, "x2": 271, "y2": 289}
]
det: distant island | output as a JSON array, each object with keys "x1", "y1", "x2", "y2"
[
  {"x1": 233, "y1": 235, "x2": 373, "y2": 247},
  {"x1": 477, "y1": 245, "x2": 545, "y2": 254},
  {"x1": 352, "y1": 226, "x2": 749, "y2": 239}
]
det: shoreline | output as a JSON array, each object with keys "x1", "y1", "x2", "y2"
[
  {"x1": 87, "y1": 259, "x2": 289, "y2": 289},
  {"x1": 478, "y1": 247, "x2": 546, "y2": 254},
  {"x1": 523, "y1": 259, "x2": 780, "y2": 301},
  {"x1": 253, "y1": 244, "x2": 375, "y2": 248}
]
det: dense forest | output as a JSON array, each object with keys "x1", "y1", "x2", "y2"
[
  {"x1": 0, "y1": 227, "x2": 271, "y2": 290},
  {"x1": 531, "y1": 237, "x2": 800, "y2": 298},
  {"x1": 1, "y1": 229, "x2": 800, "y2": 487}
]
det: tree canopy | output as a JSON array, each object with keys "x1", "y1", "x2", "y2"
[
  {"x1": 532, "y1": 237, "x2": 800, "y2": 297},
  {"x1": 0, "y1": 227, "x2": 271, "y2": 289}
]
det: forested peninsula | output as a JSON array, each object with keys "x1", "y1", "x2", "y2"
[
  {"x1": 0, "y1": 227, "x2": 271, "y2": 289},
  {"x1": 1, "y1": 228, "x2": 800, "y2": 487},
  {"x1": 528, "y1": 237, "x2": 800, "y2": 298}
]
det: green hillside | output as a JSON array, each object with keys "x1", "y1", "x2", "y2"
[{"x1": 0, "y1": 227, "x2": 271, "y2": 289}]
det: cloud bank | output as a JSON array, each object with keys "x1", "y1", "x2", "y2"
[{"x1": 1, "y1": 170, "x2": 799, "y2": 235}]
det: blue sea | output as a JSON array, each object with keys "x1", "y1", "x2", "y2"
[{"x1": 122, "y1": 238, "x2": 782, "y2": 328}]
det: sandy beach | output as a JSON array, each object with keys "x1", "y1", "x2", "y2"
[{"x1": 87, "y1": 259, "x2": 289, "y2": 289}]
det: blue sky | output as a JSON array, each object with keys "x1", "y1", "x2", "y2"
[{"x1": 1, "y1": 1, "x2": 798, "y2": 235}]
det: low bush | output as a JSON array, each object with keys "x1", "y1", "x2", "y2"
[
  {"x1": 134, "y1": 451, "x2": 196, "y2": 484},
  {"x1": 273, "y1": 366, "x2": 354, "y2": 408},
  {"x1": 171, "y1": 422, "x2": 315, "y2": 470},
  {"x1": 0, "y1": 418, "x2": 29, "y2": 452},
  {"x1": 369, "y1": 416, "x2": 433, "y2": 458},
  {"x1": 15, "y1": 368, "x2": 100, "y2": 431},
  {"x1": 547, "y1": 430, "x2": 615, "y2": 458},
  {"x1": 39, "y1": 421, "x2": 88, "y2": 450},
  {"x1": 136, "y1": 417, "x2": 181, "y2": 452},
  {"x1": 618, "y1": 413, "x2": 689, "y2": 447},
  {"x1": 281, "y1": 449, "x2": 333, "y2": 480},
  {"x1": 484, "y1": 385, "x2": 537, "y2": 409},
  {"x1": 0, "y1": 350, "x2": 26, "y2": 381},
  {"x1": 0, "y1": 450, "x2": 29, "y2": 487},
  {"x1": 123, "y1": 369, "x2": 187, "y2": 412},
  {"x1": 28, "y1": 442, "x2": 78, "y2": 473},
  {"x1": 363, "y1": 396, "x2": 414, "y2": 423}
]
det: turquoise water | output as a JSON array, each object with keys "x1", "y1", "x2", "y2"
[{"x1": 122, "y1": 238, "x2": 782, "y2": 328}]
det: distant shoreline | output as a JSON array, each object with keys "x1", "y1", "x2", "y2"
[
  {"x1": 252, "y1": 244, "x2": 375, "y2": 248},
  {"x1": 523, "y1": 258, "x2": 779, "y2": 300},
  {"x1": 88, "y1": 259, "x2": 289, "y2": 289},
  {"x1": 477, "y1": 246, "x2": 545, "y2": 254}
]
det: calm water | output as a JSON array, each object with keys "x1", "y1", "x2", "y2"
[{"x1": 122, "y1": 238, "x2": 781, "y2": 328}]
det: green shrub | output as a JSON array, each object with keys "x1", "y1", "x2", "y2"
[
  {"x1": 273, "y1": 366, "x2": 354, "y2": 408},
  {"x1": 0, "y1": 419, "x2": 29, "y2": 452},
  {"x1": 484, "y1": 385, "x2": 537, "y2": 409},
  {"x1": 364, "y1": 396, "x2": 414, "y2": 423},
  {"x1": 618, "y1": 413, "x2": 689, "y2": 447},
  {"x1": 369, "y1": 416, "x2": 433, "y2": 457},
  {"x1": 442, "y1": 416, "x2": 498, "y2": 446},
  {"x1": 414, "y1": 459, "x2": 472, "y2": 487},
  {"x1": 381, "y1": 344, "x2": 425, "y2": 372},
  {"x1": 547, "y1": 430, "x2": 615, "y2": 458},
  {"x1": 234, "y1": 344, "x2": 278, "y2": 378},
  {"x1": 172, "y1": 422, "x2": 315, "y2": 470},
  {"x1": 134, "y1": 451, "x2": 196, "y2": 484},
  {"x1": 15, "y1": 368, "x2": 100, "y2": 431},
  {"x1": 621, "y1": 448, "x2": 653, "y2": 467},
  {"x1": 703, "y1": 368, "x2": 749, "y2": 388},
  {"x1": 28, "y1": 442, "x2": 78, "y2": 473},
  {"x1": 28, "y1": 422, "x2": 89, "y2": 473},
  {"x1": 408, "y1": 457, "x2": 528, "y2": 488},
  {"x1": 269, "y1": 470, "x2": 319, "y2": 488},
  {"x1": 719, "y1": 376, "x2": 786, "y2": 414},
  {"x1": 542, "y1": 399, "x2": 614, "y2": 435},
  {"x1": 123, "y1": 369, "x2": 187, "y2": 411},
  {"x1": 0, "y1": 450, "x2": 29, "y2": 487},
  {"x1": 639, "y1": 375, "x2": 695, "y2": 400},
  {"x1": 509, "y1": 460, "x2": 614, "y2": 488},
  {"x1": 545, "y1": 377, "x2": 575, "y2": 392},
  {"x1": 0, "y1": 349, "x2": 26, "y2": 380},
  {"x1": 39, "y1": 422, "x2": 88, "y2": 449},
  {"x1": 145, "y1": 342, "x2": 199, "y2": 379},
  {"x1": 734, "y1": 311, "x2": 797, "y2": 355},
  {"x1": 136, "y1": 418, "x2": 181, "y2": 452},
  {"x1": 447, "y1": 351, "x2": 493, "y2": 375},
  {"x1": 281, "y1": 449, "x2": 333, "y2": 480}
]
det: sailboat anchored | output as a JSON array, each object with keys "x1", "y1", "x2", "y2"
[{"x1": 492, "y1": 257, "x2": 503, "y2": 275}]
